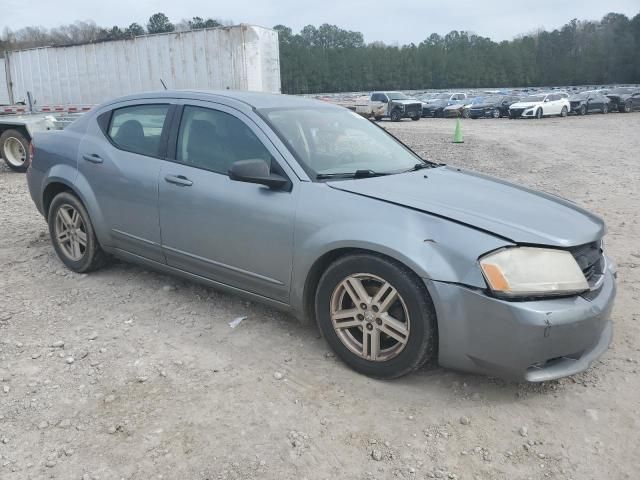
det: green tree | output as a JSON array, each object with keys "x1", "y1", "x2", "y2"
[{"x1": 147, "y1": 13, "x2": 174, "y2": 34}]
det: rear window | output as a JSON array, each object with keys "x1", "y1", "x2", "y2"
[{"x1": 107, "y1": 104, "x2": 170, "y2": 157}]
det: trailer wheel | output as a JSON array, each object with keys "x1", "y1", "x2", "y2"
[{"x1": 0, "y1": 129, "x2": 30, "y2": 172}]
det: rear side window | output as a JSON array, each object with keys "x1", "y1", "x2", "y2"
[
  {"x1": 107, "y1": 104, "x2": 170, "y2": 157},
  {"x1": 176, "y1": 106, "x2": 272, "y2": 175}
]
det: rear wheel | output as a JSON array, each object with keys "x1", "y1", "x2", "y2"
[
  {"x1": 315, "y1": 253, "x2": 437, "y2": 379},
  {"x1": 492, "y1": 109, "x2": 501, "y2": 119},
  {"x1": 620, "y1": 101, "x2": 632, "y2": 113},
  {"x1": 374, "y1": 116, "x2": 383, "y2": 121},
  {"x1": 0, "y1": 129, "x2": 30, "y2": 172},
  {"x1": 390, "y1": 109, "x2": 402, "y2": 122},
  {"x1": 560, "y1": 106, "x2": 568, "y2": 117},
  {"x1": 48, "y1": 192, "x2": 108, "y2": 273},
  {"x1": 410, "y1": 115, "x2": 420, "y2": 121},
  {"x1": 602, "y1": 104, "x2": 608, "y2": 114}
]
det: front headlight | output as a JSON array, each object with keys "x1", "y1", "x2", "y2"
[{"x1": 480, "y1": 247, "x2": 588, "y2": 298}]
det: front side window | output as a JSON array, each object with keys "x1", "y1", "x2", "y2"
[
  {"x1": 387, "y1": 92, "x2": 408, "y2": 100},
  {"x1": 107, "y1": 104, "x2": 170, "y2": 157},
  {"x1": 262, "y1": 107, "x2": 423, "y2": 178},
  {"x1": 177, "y1": 106, "x2": 272, "y2": 175}
]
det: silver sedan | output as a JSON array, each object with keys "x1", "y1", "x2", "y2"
[{"x1": 26, "y1": 90, "x2": 616, "y2": 381}]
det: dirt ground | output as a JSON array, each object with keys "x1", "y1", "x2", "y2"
[{"x1": 1, "y1": 113, "x2": 639, "y2": 480}]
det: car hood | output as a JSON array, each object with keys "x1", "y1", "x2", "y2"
[
  {"x1": 391, "y1": 99, "x2": 421, "y2": 105},
  {"x1": 423, "y1": 99, "x2": 449, "y2": 106},
  {"x1": 606, "y1": 93, "x2": 631, "y2": 100},
  {"x1": 327, "y1": 167, "x2": 605, "y2": 247},
  {"x1": 510, "y1": 101, "x2": 541, "y2": 109},
  {"x1": 470, "y1": 102, "x2": 499, "y2": 109}
]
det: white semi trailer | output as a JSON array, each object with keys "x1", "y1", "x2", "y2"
[{"x1": 0, "y1": 24, "x2": 281, "y2": 171}]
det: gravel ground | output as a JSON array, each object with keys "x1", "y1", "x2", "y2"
[{"x1": 1, "y1": 113, "x2": 639, "y2": 480}]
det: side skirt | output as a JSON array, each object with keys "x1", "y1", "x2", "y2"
[{"x1": 110, "y1": 248, "x2": 293, "y2": 313}]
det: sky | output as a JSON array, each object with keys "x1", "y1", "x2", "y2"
[{"x1": 2, "y1": 0, "x2": 639, "y2": 44}]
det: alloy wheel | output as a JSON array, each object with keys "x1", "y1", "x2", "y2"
[
  {"x1": 330, "y1": 273, "x2": 410, "y2": 362},
  {"x1": 54, "y1": 204, "x2": 88, "y2": 261}
]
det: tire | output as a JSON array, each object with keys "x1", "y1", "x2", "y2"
[
  {"x1": 579, "y1": 105, "x2": 587, "y2": 116},
  {"x1": 560, "y1": 106, "x2": 568, "y2": 117},
  {"x1": 315, "y1": 253, "x2": 437, "y2": 379},
  {"x1": 602, "y1": 104, "x2": 608, "y2": 114},
  {"x1": 461, "y1": 109, "x2": 470, "y2": 119},
  {"x1": 410, "y1": 115, "x2": 420, "y2": 121},
  {"x1": 620, "y1": 101, "x2": 632, "y2": 113},
  {"x1": 435, "y1": 109, "x2": 444, "y2": 119},
  {"x1": 0, "y1": 129, "x2": 30, "y2": 172},
  {"x1": 48, "y1": 192, "x2": 108, "y2": 273},
  {"x1": 374, "y1": 116, "x2": 383, "y2": 121},
  {"x1": 390, "y1": 110, "x2": 402, "y2": 122},
  {"x1": 535, "y1": 108, "x2": 543, "y2": 119},
  {"x1": 492, "y1": 109, "x2": 501, "y2": 119}
]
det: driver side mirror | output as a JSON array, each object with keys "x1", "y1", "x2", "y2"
[
  {"x1": 544, "y1": 98, "x2": 550, "y2": 102},
  {"x1": 228, "y1": 159, "x2": 290, "y2": 191}
]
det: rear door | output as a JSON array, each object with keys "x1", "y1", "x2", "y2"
[
  {"x1": 158, "y1": 101, "x2": 298, "y2": 302},
  {"x1": 78, "y1": 100, "x2": 174, "y2": 262}
]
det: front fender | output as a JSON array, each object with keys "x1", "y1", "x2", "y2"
[{"x1": 289, "y1": 183, "x2": 512, "y2": 314}]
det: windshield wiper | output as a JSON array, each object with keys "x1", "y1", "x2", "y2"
[
  {"x1": 405, "y1": 162, "x2": 441, "y2": 172},
  {"x1": 316, "y1": 169, "x2": 392, "y2": 180}
]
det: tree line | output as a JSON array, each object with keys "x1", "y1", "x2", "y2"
[{"x1": 1, "y1": 11, "x2": 639, "y2": 94}]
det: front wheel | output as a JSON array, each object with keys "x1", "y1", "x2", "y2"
[
  {"x1": 492, "y1": 109, "x2": 501, "y2": 119},
  {"x1": 0, "y1": 129, "x2": 30, "y2": 172},
  {"x1": 315, "y1": 254, "x2": 437, "y2": 379},
  {"x1": 535, "y1": 108, "x2": 543, "y2": 119},
  {"x1": 410, "y1": 115, "x2": 420, "y2": 121},
  {"x1": 48, "y1": 192, "x2": 109, "y2": 273},
  {"x1": 579, "y1": 105, "x2": 587, "y2": 116},
  {"x1": 560, "y1": 106, "x2": 568, "y2": 117},
  {"x1": 602, "y1": 104, "x2": 608, "y2": 114},
  {"x1": 374, "y1": 116, "x2": 383, "y2": 121},
  {"x1": 390, "y1": 110, "x2": 402, "y2": 122},
  {"x1": 620, "y1": 101, "x2": 632, "y2": 113}
]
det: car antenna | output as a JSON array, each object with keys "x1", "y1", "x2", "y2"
[{"x1": 160, "y1": 79, "x2": 168, "y2": 90}]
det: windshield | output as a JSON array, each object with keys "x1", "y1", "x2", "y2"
[
  {"x1": 387, "y1": 92, "x2": 408, "y2": 100},
  {"x1": 469, "y1": 97, "x2": 485, "y2": 104},
  {"x1": 262, "y1": 107, "x2": 424, "y2": 177},
  {"x1": 525, "y1": 95, "x2": 546, "y2": 102},
  {"x1": 432, "y1": 93, "x2": 451, "y2": 100}
]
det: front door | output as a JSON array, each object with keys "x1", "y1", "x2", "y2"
[
  {"x1": 158, "y1": 102, "x2": 298, "y2": 303},
  {"x1": 78, "y1": 101, "x2": 173, "y2": 262}
]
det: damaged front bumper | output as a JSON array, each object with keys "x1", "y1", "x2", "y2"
[{"x1": 425, "y1": 263, "x2": 616, "y2": 382}]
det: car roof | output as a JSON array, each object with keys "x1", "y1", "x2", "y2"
[{"x1": 99, "y1": 89, "x2": 333, "y2": 111}]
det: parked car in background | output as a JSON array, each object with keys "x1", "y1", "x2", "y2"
[
  {"x1": 509, "y1": 92, "x2": 570, "y2": 119},
  {"x1": 605, "y1": 87, "x2": 640, "y2": 113},
  {"x1": 369, "y1": 92, "x2": 422, "y2": 121},
  {"x1": 469, "y1": 95, "x2": 521, "y2": 118},
  {"x1": 442, "y1": 96, "x2": 481, "y2": 118},
  {"x1": 569, "y1": 91, "x2": 610, "y2": 115},
  {"x1": 27, "y1": 90, "x2": 616, "y2": 382},
  {"x1": 420, "y1": 92, "x2": 467, "y2": 118}
]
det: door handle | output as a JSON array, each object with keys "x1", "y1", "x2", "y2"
[
  {"x1": 164, "y1": 174, "x2": 193, "y2": 187},
  {"x1": 82, "y1": 153, "x2": 103, "y2": 164}
]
